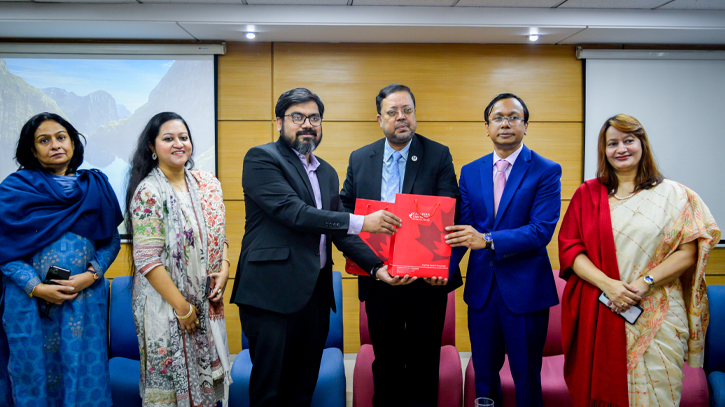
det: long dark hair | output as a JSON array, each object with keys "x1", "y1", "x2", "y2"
[
  {"x1": 16, "y1": 112, "x2": 86, "y2": 174},
  {"x1": 596, "y1": 114, "x2": 663, "y2": 194},
  {"x1": 124, "y1": 112, "x2": 194, "y2": 246}
]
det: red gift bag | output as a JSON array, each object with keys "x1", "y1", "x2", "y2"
[
  {"x1": 387, "y1": 193, "x2": 456, "y2": 278},
  {"x1": 345, "y1": 199, "x2": 393, "y2": 276}
]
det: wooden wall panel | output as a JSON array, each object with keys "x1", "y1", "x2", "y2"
[
  {"x1": 217, "y1": 42, "x2": 273, "y2": 121},
  {"x1": 217, "y1": 120, "x2": 274, "y2": 200},
  {"x1": 273, "y1": 43, "x2": 582, "y2": 123},
  {"x1": 225, "y1": 201, "x2": 245, "y2": 279},
  {"x1": 314, "y1": 122, "x2": 582, "y2": 199}
]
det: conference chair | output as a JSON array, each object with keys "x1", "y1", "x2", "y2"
[
  {"x1": 706, "y1": 284, "x2": 725, "y2": 407},
  {"x1": 108, "y1": 275, "x2": 143, "y2": 407},
  {"x1": 463, "y1": 269, "x2": 709, "y2": 407},
  {"x1": 228, "y1": 270, "x2": 347, "y2": 407},
  {"x1": 352, "y1": 290, "x2": 462, "y2": 407}
]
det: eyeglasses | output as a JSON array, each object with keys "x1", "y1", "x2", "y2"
[
  {"x1": 383, "y1": 107, "x2": 415, "y2": 118},
  {"x1": 285, "y1": 113, "x2": 322, "y2": 126},
  {"x1": 490, "y1": 115, "x2": 524, "y2": 125}
]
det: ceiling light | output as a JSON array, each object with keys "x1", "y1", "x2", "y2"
[
  {"x1": 528, "y1": 34, "x2": 539, "y2": 42},
  {"x1": 245, "y1": 32, "x2": 256, "y2": 40}
]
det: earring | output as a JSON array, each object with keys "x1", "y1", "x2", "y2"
[{"x1": 152, "y1": 152, "x2": 157, "y2": 160}]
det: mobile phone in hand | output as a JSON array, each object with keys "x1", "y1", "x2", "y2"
[
  {"x1": 205, "y1": 275, "x2": 212, "y2": 296},
  {"x1": 45, "y1": 265, "x2": 71, "y2": 284},
  {"x1": 598, "y1": 292, "x2": 643, "y2": 324}
]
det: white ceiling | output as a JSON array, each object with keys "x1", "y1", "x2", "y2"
[{"x1": 1, "y1": 0, "x2": 724, "y2": 45}]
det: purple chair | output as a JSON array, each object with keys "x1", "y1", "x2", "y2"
[
  {"x1": 463, "y1": 269, "x2": 709, "y2": 407},
  {"x1": 353, "y1": 290, "x2": 462, "y2": 407}
]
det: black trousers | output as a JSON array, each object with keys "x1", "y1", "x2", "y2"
[
  {"x1": 365, "y1": 280, "x2": 448, "y2": 407},
  {"x1": 238, "y1": 271, "x2": 331, "y2": 407}
]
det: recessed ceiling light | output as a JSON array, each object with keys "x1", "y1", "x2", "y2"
[
  {"x1": 528, "y1": 34, "x2": 540, "y2": 42},
  {"x1": 245, "y1": 32, "x2": 256, "y2": 40}
]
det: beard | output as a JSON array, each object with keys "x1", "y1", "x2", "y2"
[
  {"x1": 383, "y1": 119, "x2": 415, "y2": 146},
  {"x1": 281, "y1": 123, "x2": 322, "y2": 155}
]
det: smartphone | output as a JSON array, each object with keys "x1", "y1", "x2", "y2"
[
  {"x1": 205, "y1": 275, "x2": 212, "y2": 296},
  {"x1": 598, "y1": 292, "x2": 643, "y2": 324},
  {"x1": 45, "y1": 265, "x2": 71, "y2": 284}
]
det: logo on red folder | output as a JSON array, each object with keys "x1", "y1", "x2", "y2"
[{"x1": 408, "y1": 211, "x2": 434, "y2": 222}]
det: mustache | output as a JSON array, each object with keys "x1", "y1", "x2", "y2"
[
  {"x1": 296, "y1": 129, "x2": 317, "y2": 137},
  {"x1": 395, "y1": 121, "x2": 410, "y2": 129}
]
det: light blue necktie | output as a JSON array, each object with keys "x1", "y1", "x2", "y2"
[{"x1": 385, "y1": 151, "x2": 402, "y2": 202}]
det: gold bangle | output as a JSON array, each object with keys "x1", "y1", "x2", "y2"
[
  {"x1": 174, "y1": 303, "x2": 194, "y2": 320},
  {"x1": 29, "y1": 285, "x2": 37, "y2": 298},
  {"x1": 221, "y1": 258, "x2": 231, "y2": 267}
]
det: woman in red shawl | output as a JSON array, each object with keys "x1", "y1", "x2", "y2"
[{"x1": 558, "y1": 114, "x2": 720, "y2": 407}]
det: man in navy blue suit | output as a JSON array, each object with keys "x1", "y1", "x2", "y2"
[{"x1": 445, "y1": 93, "x2": 561, "y2": 407}]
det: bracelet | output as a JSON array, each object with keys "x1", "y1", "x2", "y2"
[
  {"x1": 174, "y1": 303, "x2": 193, "y2": 320},
  {"x1": 29, "y1": 285, "x2": 37, "y2": 298},
  {"x1": 221, "y1": 258, "x2": 231, "y2": 267}
]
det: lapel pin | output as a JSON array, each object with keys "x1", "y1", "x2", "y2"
[{"x1": 411, "y1": 155, "x2": 418, "y2": 162}]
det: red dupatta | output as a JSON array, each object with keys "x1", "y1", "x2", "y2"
[{"x1": 558, "y1": 179, "x2": 628, "y2": 407}]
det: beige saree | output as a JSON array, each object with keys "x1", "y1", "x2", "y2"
[{"x1": 608, "y1": 179, "x2": 719, "y2": 406}]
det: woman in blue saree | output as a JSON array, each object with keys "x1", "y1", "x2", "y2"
[{"x1": 0, "y1": 113, "x2": 123, "y2": 406}]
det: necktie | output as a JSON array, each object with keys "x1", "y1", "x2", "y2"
[
  {"x1": 385, "y1": 151, "x2": 402, "y2": 202},
  {"x1": 494, "y1": 159, "x2": 509, "y2": 216}
]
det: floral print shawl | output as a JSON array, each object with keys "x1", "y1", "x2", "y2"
[{"x1": 131, "y1": 168, "x2": 230, "y2": 407}]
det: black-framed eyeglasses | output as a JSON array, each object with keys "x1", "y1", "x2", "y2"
[
  {"x1": 490, "y1": 115, "x2": 524, "y2": 125},
  {"x1": 383, "y1": 107, "x2": 415, "y2": 118},
  {"x1": 284, "y1": 113, "x2": 322, "y2": 126}
]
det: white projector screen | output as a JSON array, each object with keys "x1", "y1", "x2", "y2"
[
  {"x1": 584, "y1": 58, "x2": 725, "y2": 243},
  {"x1": 0, "y1": 54, "x2": 216, "y2": 218}
]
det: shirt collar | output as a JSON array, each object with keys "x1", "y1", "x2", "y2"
[
  {"x1": 493, "y1": 143, "x2": 524, "y2": 167},
  {"x1": 384, "y1": 138, "x2": 412, "y2": 163},
  {"x1": 292, "y1": 148, "x2": 320, "y2": 171}
]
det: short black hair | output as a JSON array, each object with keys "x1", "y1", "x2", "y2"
[
  {"x1": 484, "y1": 93, "x2": 529, "y2": 124},
  {"x1": 15, "y1": 112, "x2": 86, "y2": 173},
  {"x1": 274, "y1": 87, "x2": 324, "y2": 119},
  {"x1": 376, "y1": 84, "x2": 416, "y2": 115}
]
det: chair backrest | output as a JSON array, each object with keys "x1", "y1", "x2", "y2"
[
  {"x1": 109, "y1": 275, "x2": 141, "y2": 360},
  {"x1": 359, "y1": 289, "x2": 456, "y2": 346},
  {"x1": 705, "y1": 284, "x2": 725, "y2": 373},
  {"x1": 241, "y1": 270, "x2": 344, "y2": 352},
  {"x1": 543, "y1": 269, "x2": 565, "y2": 356}
]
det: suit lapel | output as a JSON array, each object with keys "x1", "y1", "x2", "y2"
[
  {"x1": 317, "y1": 162, "x2": 331, "y2": 210},
  {"x1": 494, "y1": 145, "x2": 531, "y2": 228},
  {"x1": 401, "y1": 135, "x2": 422, "y2": 194},
  {"x1": 275, "y1": 138, "x2": 315, "y2": 204},
  {"x1": 479, "y1": 154, "x2": 495, "y2": 220},
  {"x1": 369, "y1": 139, "x2": 385, "y2": 200}
]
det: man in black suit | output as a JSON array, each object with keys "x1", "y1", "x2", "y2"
[
  {"x1": 230, "y1": 87, "x2": 402, "y2": 407},
  {"x1": 340, "y1": 84, "x2": 461, "y2": 407}
]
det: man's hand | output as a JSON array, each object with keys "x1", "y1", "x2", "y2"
[
  {"x1": 444, "y1": 225, "x2": 486, "y2": 249},
  {"x1": 375, "y1": 265, "x2": 416, "y2": 286},
  {"x1": 363, "y1": 210, "x2": 402, "y2": 235},
  {"x1": 424, "y1": 277, "x2": 448, "y2": 286}
]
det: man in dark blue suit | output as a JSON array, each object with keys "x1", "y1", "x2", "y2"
[
  {"x1": 341, "y1": 84, "x2": 460, "y2": 407},
  {"x1": 445, "y1": 93, "x2": 561, "y2": 407}
]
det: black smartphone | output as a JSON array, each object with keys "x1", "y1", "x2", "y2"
[
  {"x1": 598, "y1": 292, "x2": 643, "y2": 325},
  {"x1": 205, "y1": 275, "x2": 212, "y2": 296},
  {"x1": 45, "y1": 265, "x2": 71, "y2": 284}
]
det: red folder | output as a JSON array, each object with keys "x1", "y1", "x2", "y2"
[
  {"x1": 344, "y1": 199, "x2": 393, "y2": 276},
  {"x1": 387, "y1": 193, "x2": 456, "y2": 278}
]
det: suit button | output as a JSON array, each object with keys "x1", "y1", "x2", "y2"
[{"x1": 490, "y1": 261, "x2": 494, "y2": 266}]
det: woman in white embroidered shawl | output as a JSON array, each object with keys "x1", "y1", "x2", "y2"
[{"x1": 125, "y1": 112, "x2": 231, "y2": 407}]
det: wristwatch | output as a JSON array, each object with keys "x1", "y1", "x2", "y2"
[
  {"x1": 87, "y1": 268, "x2": 99, "y2": 281},
  {"x1": 371, "y1": 262, "x2": 385, "y2": 279},
  {"x1": 483, "y1": 233, "x2": 493, "y2": 250},
  {"x1": 643, "y1": 274, "x2": 655, "y2": 289}
]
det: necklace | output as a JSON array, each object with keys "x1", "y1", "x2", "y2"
[
  {"x1": 613, "y1": 191, "x2": 636, "y2": 200},
  {"x1": 170, "y1": 181, "x2": 187, "y2": 192}
]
